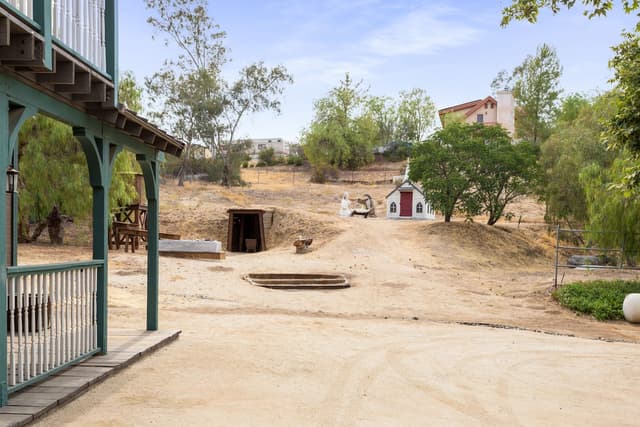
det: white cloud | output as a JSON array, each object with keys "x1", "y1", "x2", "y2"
[
  {"x1": 286, "y1": 56, "x2": 381, "y2": 86},
  {"x1": 365, "y1": 6, "x2": 480, "y2": 56}
]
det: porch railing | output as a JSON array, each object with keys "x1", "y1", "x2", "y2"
[
  {"x1": 4, "y1": 0, "x2": 107, "y2": 73},
  {"x1": 6, "y1": 260, "x2": 101, "y2": 392}
]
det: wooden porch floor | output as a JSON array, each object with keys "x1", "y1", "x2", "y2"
[{"x1": 0, "y1": 329, "x2": 181, "y2": 426}]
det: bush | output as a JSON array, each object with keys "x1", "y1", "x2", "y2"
[
  {"x1": 258, "y1": 148, "x2": 275, "y2": 165},
  {"x1": 241, "y1": 161, "x2": 249, "y2": 168},
  {"x1": 256, "y1": 160, "x2": 267, "y2": 167},
  {"x1": 287, "y1": 155, "x2": 304, "y2": 166},
  {"x1": 553, "y1": 280, "x2": 640, "y2": 320}
]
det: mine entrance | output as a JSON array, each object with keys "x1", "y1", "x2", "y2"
[{"x1": 227, "y1": 209, "x2": 267, "y2": 252}]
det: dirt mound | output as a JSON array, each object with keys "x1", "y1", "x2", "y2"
[
  {"x1": 160, "y1": 200, "x2": 345, "y2": 251},
  {"x1": 421, "y1": 221, "x2": 552, "y2": 268},
  {"x1": 266, "y1": 208, "x2": 345, "y2": 250}
]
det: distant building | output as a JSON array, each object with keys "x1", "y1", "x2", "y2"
[
  {"x1": 438, "y1": 90, "x2": 515, "y2": 136},
  {"x1": 191, "y1": 144, "x2": 212, "y2": 159},
  {"x1": 239, "y1": 138, "x2": 293, "y2": 158}
]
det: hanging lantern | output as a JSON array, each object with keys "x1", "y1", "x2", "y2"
[{"x1": 6, "y1": 167, "x2": 18, "y2": 193}]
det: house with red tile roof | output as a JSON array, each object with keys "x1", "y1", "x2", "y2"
[{"x1": 438, "y1": 91, "x2": 515, "y2": 136}]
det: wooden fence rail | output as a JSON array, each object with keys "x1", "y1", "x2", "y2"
[{"x1": 6, "y1": 261, "x2": 101, "y2": 392}]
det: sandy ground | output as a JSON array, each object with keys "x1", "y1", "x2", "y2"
[{"x1": 25, "y1": 165, "x2": 640, "y2": 426}]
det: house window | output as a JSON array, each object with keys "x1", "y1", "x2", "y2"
[
  {"x1": 476, "y1": 114, "x2": 483, "y2": 123},
  {"x1": 490, "y1": 103, "x2": 494, "y2": 109},
  {"x1": 390, "y1": 202, "x2": 397, "y2": 213},
  {"x1": 416, "y1": 202, "x2": 423, "y2": 213}
]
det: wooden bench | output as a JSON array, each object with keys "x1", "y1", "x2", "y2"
[
  {"x1": 350, "y1": 209, "x2": 371, "y2": 218},
  {"x1": 116, "y1": 225, "x2": 181, "y2": 253}
]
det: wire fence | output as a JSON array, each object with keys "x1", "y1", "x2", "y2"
[
  {"x1": 554, "y1": 226, "x2": 640, "y2": 288},
  {"x1": 241, "y1": 166, "x2": 401, "y2": 185}
]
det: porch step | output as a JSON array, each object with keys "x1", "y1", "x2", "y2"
[{"x1": 0, "y1": 329, "x2": 181, "y2": 427}]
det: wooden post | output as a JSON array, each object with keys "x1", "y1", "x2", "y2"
[
  {"x1": 0, "y1": 99, "x2": 35, "y2": 405},
  {"x1": 74, "y1": 129, "x2": 117, "y2": 354},
  {"x1": 33, "y1": 0, "x2": 53, "y2": 70},
  {"x1": 138, "y1": 155, "x2": 159, "y2": 331},
  {"x1": 0, "y1": 94, "x2": 10, "y2": 405},
  {"x1": 105, "y1": 0, "x2": 118, "y2": 106}
]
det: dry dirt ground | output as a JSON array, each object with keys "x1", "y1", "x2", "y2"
[{"x1": 27, "y1": 164, "x2": 640, "y2": 426}]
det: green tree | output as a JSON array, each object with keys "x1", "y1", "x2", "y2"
[
  {"x1": 493, "y1": 44, "x2": 563, "y2": 145},
  {"x1": 366, "y1": 95, "x2": 396, "y2": 148},
  {"x1": 410, "y1": 123, "x2": 536, "y2": 224},
  {"x1": 302, "y1": 74, "x2": 377, "y2": 181},
  {"x1": 118, "y1": 70, "x2": 144, "y2": 112},
  {"x1": 395, "y1": 88, "x2": 436, "y2": 143},
  {"x1": 145, "y1": 0, "x2": 292, "y2": 187},
  {"x1": 18, "y1": 117, "x2": 91, "y2": 243},
  {"x1": 580, "y1": 154, "x2": 640, "y2": 262},
  {"x1": 606, "y1": 31, "x2": 640, "y2": 159},
  {"x1": 409, "y1": 123, "x2": 483, "y2": 222},
  {"x1": 110, "y1": 72, "x2": 146, "y2": 209},
  {"x1": 540, "y1": 93, "x2": 618, "y2": 226},
  {"x1": 473, "y1": 128, "x2": 539, "y2": 225},
  {"x1": 501, "y1": 0, "x2": 640, "y2": 27}
]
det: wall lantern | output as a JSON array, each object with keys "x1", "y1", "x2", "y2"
[{"x1": 6, "y1": 167, "x2": 18, "y2": 193}]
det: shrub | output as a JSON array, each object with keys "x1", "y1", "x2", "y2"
[
  {"x1": 258, "y1": 147, "x2": 275, "y2": 165},
  {"x1": 241, "y1": 161, "x2": 249, "y2": 168},
  {"x1": 553, "y1": 280, "x2": 640, "y2": 320},
  {"x1": 256, "y1": 160, "x2": 267, "y2": 167},
  {"x1": 287, "y1": 155, "x2": 304, "y2": 166}
]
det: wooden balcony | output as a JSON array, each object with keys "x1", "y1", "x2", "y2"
[
  {"x1": 6, "y1": 0, "x2": 108, "y2": 73},
  {"x1": 0, "y1": 0, "x2": 184, "y2": 157}
]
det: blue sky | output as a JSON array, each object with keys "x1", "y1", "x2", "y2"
[{"x1": 119, "y1": 1, "x2": 637, "y2": 142}]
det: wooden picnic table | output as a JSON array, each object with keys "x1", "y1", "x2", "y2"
[{"x1": 109, "y1": 204, "x2": 180, "y2": 253}]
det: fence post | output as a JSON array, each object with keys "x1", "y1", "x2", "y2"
[
  {"x1": 620, "y1": 233, "x2": 626, "y2": 269},
  {"x1": 554, "y1": 224, "x2": 560, "y2": 288}
]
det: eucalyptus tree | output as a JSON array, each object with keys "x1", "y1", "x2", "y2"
[
  {"x1": 145, "y1": 0, "x2": 292, "y2": 186},
  {"x1": 302, "y1": 74, "x2": 377, "y2": 181},
  {"x1": 492, "y1": 44, "x2": 563, "y2": 145}
]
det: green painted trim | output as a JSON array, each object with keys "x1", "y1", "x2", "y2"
[
  {"x1": 0, "y1": 1, "x2": 41, "y2": 30},
  {"x1": 8, "y1": 349, "x2": 101, "y2": 394},
  {"x1": 7, "y1": 260, "x2": 104, "y2": 276},
  {"x1": 33, "y1": 0, "x2": 52, "y2": 70},
  {"x1": 8, "y1": 105, "x2": 35, "y2": 267},
  {"x1": 75, "y1": 128, "x2": 104, "y2": 188},
  {"x1": 10, "y1": 149, "x2": 16, "y2": 266},
  {"x1": 0, "y1": 94, "x2": 10, "y2": 406},
  {"x1": 0, "y1": 74, "x2": 157, "y2": 157},
  {"x1": 138, "y1": 155, "x2": 159, "y2": 331},
  {"x1": 8, "y1": 105, "x2": 35, "y2": 161},
  {"x1": 105, "y1": 0, "x2": 118, "y2": 106}
]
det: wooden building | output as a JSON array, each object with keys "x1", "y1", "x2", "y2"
[{"x1": 0, "y1": 0, "x2": 183, "y2": 405}]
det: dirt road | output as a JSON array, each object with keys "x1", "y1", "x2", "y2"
[{"x1": 26, "y1": 175, "x2": 640, "y2": 425}]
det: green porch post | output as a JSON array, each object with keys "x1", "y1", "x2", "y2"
[
  {"x1": 75, "y1": 128, "x2": 118, "y2": 354},
  {"x1": 0, "y1": 98, "x2": 35, "y2": 405},
  {"x1": 0, "y1": 95, "x2": 10, "y2": 405},
  {"x1": 105, "y1": 0, "x2": 118, "y2": 106},
  {"x1": 138, "y1": 155, "x2": 159, "y2": 330},
  {"x1": 8, "y1": 105, "x2": 36, "y2": 267},
  {"x1": 33, "y1": 0, "x2": 53, "y2": 70}
]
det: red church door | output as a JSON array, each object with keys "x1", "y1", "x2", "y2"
[{"x1": 400, "y1": 192, "x2": 413, "y2": 217}]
